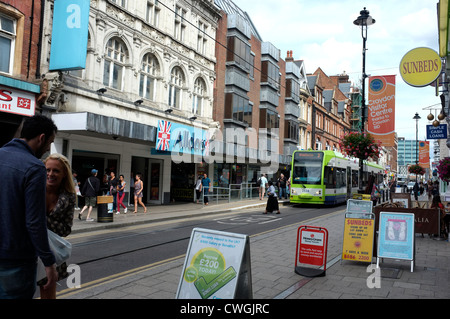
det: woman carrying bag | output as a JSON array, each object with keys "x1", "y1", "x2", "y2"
[{"x1": 39, "y1": 153, "x2": 76, "y2": 299}]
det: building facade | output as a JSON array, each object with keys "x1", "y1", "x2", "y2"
[
  {"x1": 40, "y1": 0, "x2": 221, "y2": 204},
  {"x1": 0, "y1": 0, "x2": 45, "y2": 146}
]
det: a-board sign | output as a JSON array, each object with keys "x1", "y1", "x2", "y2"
[
  {"x1": 352, "y1": 194, "x2": 371, "y2": 201},
  {"x1": 176, "y1": 228, "x2": 252, "y2": 299},
  {"x1": 295, "y1": 226, "x2": 328, "y2": 277},
  {"x1": 342, "y1": 216, "x2": 375, "y2": 263},
  {"x1": 377, "y1": 212, "x2": 415, "y2": 272},
  {"x1": 346, "y1": 199, "x2": 373, "y2": 219}
]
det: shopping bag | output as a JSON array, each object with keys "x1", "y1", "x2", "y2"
[{"x1": 48, "y1": 229, "x2": 72, "y2": 265}]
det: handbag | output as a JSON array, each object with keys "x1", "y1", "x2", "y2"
[{"x1": 36, "y1": 230, "x2": 72, "y2": 282}]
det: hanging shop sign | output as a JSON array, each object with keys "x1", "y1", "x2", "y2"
[
  {"x1": 295, "y1": 225, "x2": 328, "y2": 277},
  {"x1": 0, "y1": 86, "x2": 36, "y2": 117},
  {"x1": 49, "y1": 0, "x2": 90, "y2": 71},
  {"x1": 176, "y1": 228, "x2": 252, "y2": 299},
  {"x1": 399, "y1": 47, "x2": 442, "y2": 87},
  {"x1": 426, "y1": 124, "x2": 447, "y2": 139}
]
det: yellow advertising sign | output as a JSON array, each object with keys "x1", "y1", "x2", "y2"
[
  {"x1": 400, "y1": 47, "x2": 442, "y2": 87},
  {"x1": 342, "y1": 218, "x2": 375, "y2": 262}
]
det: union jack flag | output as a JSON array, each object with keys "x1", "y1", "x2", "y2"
[{"x1": 156, "y1": 120, "x2": 172, "y2": 151}]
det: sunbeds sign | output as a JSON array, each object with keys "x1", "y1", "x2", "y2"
[{"x1": 176, "y1": 228, "x2": 252, "y2": 299}]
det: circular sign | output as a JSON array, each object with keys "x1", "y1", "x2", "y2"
[
  {"x1": 399, "y1": 47, "x2": 442, "y2": 87},
  {"x1": 184, "y1": 248, "x2": 226, "y2": 283}
]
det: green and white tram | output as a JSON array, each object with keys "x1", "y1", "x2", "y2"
[{"x1": 290, "y1": 150, "x2": 384, "y2": 205}]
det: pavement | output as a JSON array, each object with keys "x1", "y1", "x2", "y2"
[{"x1": 60, "y1": 195, "x2": 450, "y2": 300}]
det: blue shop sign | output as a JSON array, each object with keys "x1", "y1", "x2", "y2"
[
  {"x1": 426, "y1": 124, "x2": 447, "y2": 139},
  {"x1": 49, "y1": 0, "x2": 90, "y2": 71},
  {"x1": 154, "y1": 120, "x2": 209, "y2": 156}
]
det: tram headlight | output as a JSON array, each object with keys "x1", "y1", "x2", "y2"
[
  {"x1": 291, "y1": 189, "x2": 297, "y2": 195},
  {"x1": 314, "y1": 190, "x2": 322, "y2": 196}
]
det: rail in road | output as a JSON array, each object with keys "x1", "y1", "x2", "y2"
[{"x1": 53, "y1": 204, "x2": 345, "y2": 299}]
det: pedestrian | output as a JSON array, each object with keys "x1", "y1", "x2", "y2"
[
  {"x1": 39, "y1": 153, "x2": 76, "y2": 299},
  {"x1": 133, "y1": 173, "x2": 147, "y2": 213},
  {"x1": 264, "y1": 181, "x2": 280, "y2": 214},
  {"x1": 195, "y1": 175, "x2": 203, "y2": 203},
  {"x1": 258, "y1": 174, "x2": 268, "y2": 200},
  {"x1": 79, "y1": 169, "x2": 100, "y2": 221},
  {"x1": 72, "y1": 170, "x2": 81, "y2": 210},
  {"x1": 389, "y1": 178, "x2": 396, "y2": 200},
  {"x1": 427, "y1": 180, "x2": 433, "y2": 202},
  {"x1": 277, "y1": 173, "x2": 287, "y2": 199},
  {"x1": 0, "y1": 114, "x2": 58, "y2": 299},
  {"x1": 413, "y1": 181, "x2": 419, "y2": 201},
  {"x1": 202, "y1": 173, "x2": 212, "y2": 205},
  {"x1": 116, "y1": 174, "x2": 127, "y2": 214},
  {"x1": 109, "y1": 171, "x2": 118, "y2": 213}
]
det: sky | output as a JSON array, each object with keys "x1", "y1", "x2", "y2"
[{"x1": 232, "y1": 0, "x2": 442, "y2": 144}]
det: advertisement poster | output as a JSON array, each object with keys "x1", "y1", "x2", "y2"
[
  {"x1": 367, "y1": 75, "x2": 396, "y2": 147},
  {"x1": 419, "y1": 141, "x2": 430, "y2": 168},
  {"x1": 342, "y1": 218, "x2": 375, "y2": 262},
  {"x1": 378, "y1": 212, "x2": 415, "y2": 260},
  {"x1": 297, "y1": 227, "x2": 327, "y2": 267},
  {"x1": 176, "y1": 228, "x2": 250, "y2": 299}
]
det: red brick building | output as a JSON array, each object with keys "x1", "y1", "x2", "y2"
[{"x1": 0, "y1": 0, "x2": 45, "y2": 146}]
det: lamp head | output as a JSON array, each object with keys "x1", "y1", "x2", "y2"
[{"x1": 354, "y1": 7, "x2": 376, "y2": 27}]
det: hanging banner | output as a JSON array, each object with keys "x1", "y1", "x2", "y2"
[
  {"x1": 419, "y1": 141, "x2": 430, "y2": 168},
  {"x1": 49, "y1": 0, "x2": 91, "y2": 71},
  {"x1": 367, "y1": 75, "x2": 396, "y2": 147}
]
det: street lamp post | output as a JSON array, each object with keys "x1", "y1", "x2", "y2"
[
  {"x1": 413, "y1": 112, "x2": 421, "y2": 165},
  {"x1": 354, "y1": 8, "x2": 375, "y2": 192},
  {"x1": 354, "y1": 7, "x2": 376, "y2": 133}
]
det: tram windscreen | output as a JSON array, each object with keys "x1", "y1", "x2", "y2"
[{"x1": 292, "y1": 152, "x2": 324, "y2": 185}]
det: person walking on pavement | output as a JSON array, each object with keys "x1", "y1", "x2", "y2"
[
  {"x1": 258, "y1": 174, "x2": 268, "y2": 200},
  {"x1": 79, "y1": 169, "x2": 100, "y2": 221},
  {"x1": 195, "y1": 175, "x2": 203, "y2": 203},
  {"x1": 133, "y1": 173, "x2": 147, "y2": 213},
  {"x1": 39, "y1": 153, "x2": 76, "y2": 299},
  {"x1": 0, "y1": 114, "x2": 58, "y2": 299},
  {"x1": 202, "y1": 173, "x2": 212, "y2": 205},
  {"x1": 264, "y1": 180, "x2": 280, "y2": 214},
  {"x1": 413, "y1": 181, "x2": 419, "y2": 201},
  {"x1": 277, "y1": 173, "x2": 288, "y2": 199},
  {"x1": 116, "y1": 174, "x2": 127, "y2": 214},
  {"x1": 108, "y1": 171, "x2": 118, "y2": 213}
]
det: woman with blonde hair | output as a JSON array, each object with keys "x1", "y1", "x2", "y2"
[{"x1": 39, "y1": 153, "x2": 76, "y2": 299}]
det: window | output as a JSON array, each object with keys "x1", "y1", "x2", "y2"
[
  {"x1": 103, "y1": 37, "x2": 128, "y2": 90},
  {"x1": 0, "y1": 15, "x2": 15, "y2": 74},
  {"x1": 224, "y1": 93, "x2": 252, "y2": 126},
  {"x1": 261, "y1": 60, "x2": 279, "y2": 90},
  {"x1": 139, "y1": 53, "x2": 160, "y2": 101},
  {"x1": 192, "y1": 77, "x2": 206, "y2": 115},
  {"x1": 197, "y1": 21, "x2": 207, "y2": 55},
  {"x1": 168, "y1": 66, "x2": 185, "y2": 108},
  {"x1": 174, "y1": 6, "x2": 186, "y2": 42},
  {"x1": 111, "y1": 0, "x2": 126, "y2": 8},
  {"x1": 285, "y1": 120, "x2": 299, "y2": 142},
  {"x1": 226, "y1": 36, "x2": 251, "y2": 72},
  {"x1": 146, "y1": 0, "x2": 160, "y2": 27}
]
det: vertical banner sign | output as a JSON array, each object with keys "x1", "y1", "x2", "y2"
[
  {"x1": 377, "y1": 212, "x2": 415, "y2": 272},
  {"x1": 419, "y1": 141, "x2": 430, "y2": 168},
  {"x1": 176, "y1": 228, "x2": 252, "y2": 299},
  {"x1": 49, "y1": 0, "x2": 90, "y2": 71},
  {"x1": 295, "y1": 226, "x2": 328, "y2": 277},
  {"x1": 368, "y1": 75, "x2": 396, "y2": 147}
]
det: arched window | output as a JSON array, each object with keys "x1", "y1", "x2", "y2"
[
  {"x1": 168, "y1": 66, "x2": 185, "y2": 108},
  {"x1": 103, "y1": 37, "x2": 128, "y2": 90},
  {"x1": 139, "y1": 53, "x2": 160, "y2": 101},
  {"x1": 192, "y1": 77, "x2": 206, "y2": 115}
]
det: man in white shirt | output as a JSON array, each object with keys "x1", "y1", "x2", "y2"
[{"x1": 259, "y1": 174, "x2": 268, "y2": 200}]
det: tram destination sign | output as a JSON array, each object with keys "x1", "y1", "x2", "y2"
[{"x1": 426, "y1": 124, "x2": 447, "y2": 139}]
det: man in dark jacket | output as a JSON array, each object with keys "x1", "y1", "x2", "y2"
[
  {"x1": 0, "y1": 115, "x2": 58, "y2": 299},
  {"x1": 79, "y1": 169, "x2": 100, "y2": 221}
]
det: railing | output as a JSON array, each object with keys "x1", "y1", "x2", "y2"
[{"x1": 200, "y1": 183, "x2": 261, "y2": 205}]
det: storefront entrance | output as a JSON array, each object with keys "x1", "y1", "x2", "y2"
[{"x1": 131, "y1": 156, "x2": 163, "y2": 204}]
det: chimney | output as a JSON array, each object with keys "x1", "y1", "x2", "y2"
[{"x1": 286, "y1": 50, "x2": 294, "y2": 62}]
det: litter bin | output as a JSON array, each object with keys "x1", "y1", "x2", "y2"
[{"x1": 97, "y1": 195, "x2": 113, "y2": 223}]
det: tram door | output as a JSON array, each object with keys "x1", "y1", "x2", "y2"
[{"x1": 346, "y1": 166, "x2": 352, "y2": 199}]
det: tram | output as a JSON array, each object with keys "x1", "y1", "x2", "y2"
[{"x1": 289, "y1": 150, "x2": 384, "y2": 205}]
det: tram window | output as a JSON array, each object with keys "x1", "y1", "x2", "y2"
[
  {"x1": 352, "y1": 170, "x2": 358, "y2": 187},
  {"x1": 324, "y1": 167, "x2": 336, "y2": 189},
  {"x1": 336, "y1": 168, "x2": 346, "y2": 188}
]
